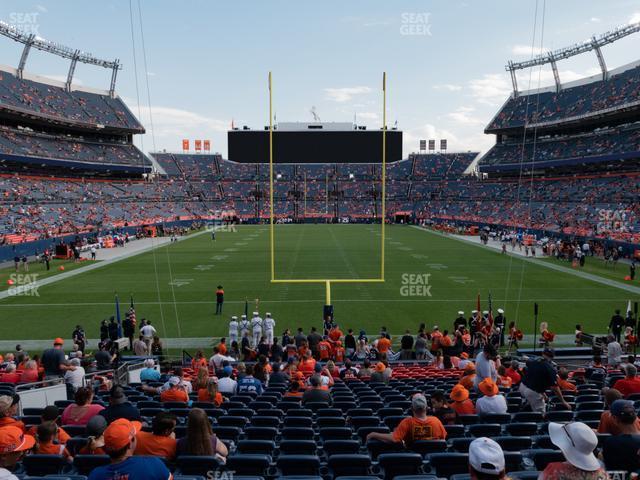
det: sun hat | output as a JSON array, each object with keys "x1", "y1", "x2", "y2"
[
  {"x1": 469, "y1": 437, "x2": 505, "y2": 474},
  {"x1": 168, "y1": 376, "x2": 180, "y2": 386},
  {"x1": 0, "y1": 426, "x2": 35, "y2": 453},
  {"x1": 450, "y1": 384, "x2": 469, "y2": 402},
  {"x1": 478, "y1": 377, "x2": 499, "y2": 397},
  {"x1": 548, "y1": 422, "x2": 600, "y2": 471},
  {"x1": 103, "y1": 419, "x2": 142, "y2": 452}
]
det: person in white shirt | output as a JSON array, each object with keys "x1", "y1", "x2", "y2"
[
  {"x1": 218, "y1": 365, "x2": 238, "y2": 395},
  {"x1": 476, "y1": 378, "x2": 508, "y2": 415},
  {"x1": 263, "y1": 313, "x2": 276, "y2": 346},
  {"x1": 239, "y1": 315, "x2": 250, "y2": 339},
  {"x1": 209, "y1": 347, "x2": 236, "y2": 372},
  {"x1": 140, "y1": 321, "x2": 157, "y2": 354},
  {"x1": 228, "y1": 316, "x2": 239, "y2": 344},
  {"x1": 473, "y1": 344, "x2": 499, "y2": 391},
  {"x1": 251, "y1": 312, "x2": 263, "y2": 347},
  {"x1": 607, "y1": 334, "x2": 623, "y2": 367},
  {"x1": 64, "y1": 358, "x2": 85, "y2": 391}
]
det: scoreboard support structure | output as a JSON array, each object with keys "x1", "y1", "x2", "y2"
[{"x1": 267, "y1": 72, "x2": 388, "y2": 320}]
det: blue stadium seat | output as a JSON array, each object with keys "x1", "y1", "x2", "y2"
[
  {"x1": 279, "y1": 439, "x2": 318, "y2": 456},
  {"x1": 493, "y1": 436, "x2": 532, "y2": 451},
  {"x1": 328, "y1": 454, "x2": 372, "y2": 477},
  {"x1": 320, "y1": 427, "x2": 353, "y2": 441},
  {"x1": 426, "y1": 453, "x2": 469, "y2": 477},
  {"x1": 72, "y1": 454, "x2": 110, "y2": 475},
  {"x1": 321, "y1": 440, "x2": 361, "y2": 457},
  {"x1": 244, "y1": 426, "x2": 278, "y2": 441},
  {"x1": 409, "y1": 440, "x2": 448, "y2": 455},
  {"x1": 378, "y1": 453, "x2": 424, "y2": 480},
  {"x1": 22, "y1": 455, "x2": 67, "y2": 476},
  {"x1": 317, "y1": 417, "x2": 346, "y2": 428},
  {"x1": 249, "y1": 416, "x2": 280, "y2": 428},
  {"x1": 276, "y1": 455, "x2": 322, "y2": 476},
  {"x1": 236, "y1": 440, "x2": 276, "y2": 455},
  {"x1": 176, "y1": 455, "x2": 222, "y2": 475},
  {"x1": 284, "y1": 416, "x2": 313, "y2": 428},
  {"x1": 468, "y1": 423, "x2": 501, "y2": 437},
  {"x1": 524, "y1": 449, "x2": 565, "y2": 470},
  {"x1": 225, "y1": 454, "x2": 271, "y2": 476},
  {"x1": 505, "y1": 422, "x2": 538, "y2": 436}
]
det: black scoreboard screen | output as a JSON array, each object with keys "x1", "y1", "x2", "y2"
[{"x1": 227, "y1": 130, "x2": 403, "y2": 164}]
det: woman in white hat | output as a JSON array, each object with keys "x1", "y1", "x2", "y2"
[{"x1": 539, "y1": 422, "x2": 606, "y2": 480}]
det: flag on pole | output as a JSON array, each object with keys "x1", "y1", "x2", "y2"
[
  {"x1": 244, "y1": 298, "x2": 249, "y2": 318},
  {"x1": 130, "y1": 294, "x2": 135, "y2": 309},
  {"x1": 627, "y1": 300, "x2": 633, "y2": 317},
  {"x1": 115, "y1": 294, "x2": 122, "y2": 338},
  {"x1": 231, "y1": 118, "x2": 235, "y2": 130}
]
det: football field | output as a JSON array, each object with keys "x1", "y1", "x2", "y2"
[{"x1": 0, "y1": 224, "x2": 634, "y2": 342}]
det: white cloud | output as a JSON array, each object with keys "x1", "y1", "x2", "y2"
[
  {"x1": 446, "y1": 106, "x2": 484, "y2": 126},
  {"x1": 468, "y1": 73, "x2": 512, "y2": 106},
  {"x1": 356, "y1": 112, "x2": 378, "y2": 120},
  {"x1": 146, "y1": 71, "x2": 156, "y2": 77},
  {"x1": 433, "y1": 84, "x2": 462, "y2": 92},
  {"x1": 589, "y1": 17, "x2": 601, "y2": 23},
  {"x1": 511, "y1": 44, "x2": 548, "y2": 57},
  {"x1": 630, "y1": 12, "x2": 640, "y2": 24},
  {"x1": 324, "y1": 86, "x2": 372, "y2": 103}
]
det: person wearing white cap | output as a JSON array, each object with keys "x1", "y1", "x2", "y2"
[
  {"x1": 540, "y1": 422, "x2": 606, "y2": 480},
  {"x1": 494, "y1": 308, "x2": 506, "y2": 346},
  {"x1": 228, "y1": 316, "x2": 239, "y2": 345},
  {"x1": 454, "y1": 311, "x2": 467, "y2": 331},
  {"x1": 251, "y1": 312, "x2": 263, "y2": 347},
  {"x1": 238, "y1": 314, "x2": 250, "y2": 339},
  {"x1": 263, "y1": 313, "x2": 275, "y2": 346},
  {"x1": 468, "y1": 437, "x2": 507, "y2": 480}
]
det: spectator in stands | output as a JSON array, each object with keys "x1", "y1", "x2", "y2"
[
  {"x1": 94, "y1": 342, "x2": 115, "y2": 371},
  {"x1": 459, "y1": 364, "x2": 476, "y2": 390},
  {"x1": 0, "y1": 426, "x2": 35, "y2": 479},
  {"x1": 612, "y1": 364, "x2": 640, "y2": 397},
  {"x1": 307, "y1": 327, "x2": 322, "y2": 358},
  {"x1": 99, "y1": 386, "x2": 141, "y2": 424},
  {"x1": 41, "y1": 338, "x2": 75, "y2": 380},
  {"x1": 602, "y1": 400, "x2": 640, "y2": 472},
  {"x1": 64, "y1": 357, "x2": 85, "y2": 391},
  {"x1": 0, "y1": 365, "x2": 19, "y2": 385},
  {"x1": 88, "y1": 418, "x2": 171, "y2": 480},
  {"x1": 0, "y1": 396, "x2": 24, "y2": 432},
  {"x1": 607, "y1": 334, "x2": 623, "y2": 367},
  {"x1": 209, "y1": 346, "x2": 235, "y2": 373},
  {"x1": 473, "y1": 344, "x2": 499, "y2": 391},
  {"x1": 132, "y1": 335, "x2": 147, "y2": 356},
  {"x1": 310, "y1": 363, "x2": 333, "y2": 388},
  {"x1": 357, "y1": 359, "x2": 373, "y2": 378},
  {"x1": 198, "y1": 378, "x2": 224, "y2": 406},
  {"x1": 303, "y1": 375, "x2": 331, "y2": 405},
  {"x1": 370, "y1": 361, "x2": 391, "y2": 384},
  {"x1": 519, "y1": 348, "x2": 571, "y2": 412},
  {"x1": 557, "y1": 367, "x2": 577, "y2": 392},
  {"x1": 496, "y1": 365, "x2": 512, "y2": 388},
  {"x1": 476, "y1": 378, "x2": 507, "y2": 416},
  {"x1": 339, "y1": 359, "x2": 359, "y2": 379},
  {"x1": 400, "y1": 330, "x2": 414, "y2": 360},
  {"x1": 134, "y1": 412, "x2": 177, "y2": 460},
  {"x1": 27, "y1": 406, "x2": 70, "y2": 444},
  {"x1": 19, "y1": 360, "x2": 39, "y2": 384},
  {"x1": 192, "y1": 367, "x2": 209, "y2": 392},
  {"x1": 285, "y1": 380, "x2": 304, "y2": 398},
  {"x1": 469, "y1": 437, "x2": 508, "y2": 480},
  {"x1": 176, "y1": 408, "x2": 228, "y2": 462},
  {"x1": 237, "y1": 365, "x2": 263, "y2": 395},
  {"x1": 61, "y1": 386, "x2": 104, "y2": 426},
  {"x1": 540, "y1": 422, "x2": 606, "y2": 480},
  {"x1": 367, "y1": 393, "x2": 446, "y2": 447},
  {"x1": 429, "y1": 390, "x2": 457, "y2": 425},
  {"x1": 598, "y1": 388, "x2": 640, "y2": 434},
  {"x1": 160, "y1": 377, "x2": 189, "y2": 403},
  {"x1": 268, "y1": 363, "x2": 289, "y2": 385},
  {"x1": 450, "y1": 384, "x2": 476, "y2": 415},
  {"x1": 414, "y1": 332, "x2": 428, "y2": 360},
  {"x1": 139, "y1": 358, "x2": 160, "y2": 382},
  {"x1": 79, "y1": 415, "x2": 108, "y2": 455},
  {"x1": 34, "y1": 422, "x2": 72, "y2": 462},
  {"x1": 217, "y1": 365, "x2": 237, "y2": 395}
]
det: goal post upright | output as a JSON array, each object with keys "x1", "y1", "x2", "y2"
[{"x1": 268, "y1": 71, "x2": 387, "y2": 317}]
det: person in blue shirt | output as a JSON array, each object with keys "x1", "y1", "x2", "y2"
[
  {"x1": 236, "y1": 365, "x2": 263, "y2": 395},
  {"x1": 139, "y1": 359, "x2": 161, "y2": 382},
  {"x1": 88, "y1": 418, "x2": 172, "y2": 480}
]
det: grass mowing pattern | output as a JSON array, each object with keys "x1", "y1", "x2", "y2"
[{"x1": 0, "y1": 224, "x2": 630, "y2": 340}]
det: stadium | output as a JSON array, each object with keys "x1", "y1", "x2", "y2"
[{"x1": 0, "y1": 2, "x2": 639, "y2": 479}]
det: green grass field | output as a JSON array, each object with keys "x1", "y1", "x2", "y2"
[{"x1": 0, "y1": 224, "x2": 634, "y2": 341}]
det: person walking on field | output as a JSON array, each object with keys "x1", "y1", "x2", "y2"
[{"x1": 215, "y1": 286, "x2": 224, "y2": 315}]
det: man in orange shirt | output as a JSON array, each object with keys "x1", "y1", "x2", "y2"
[
  {"x1": 317, "y1": 336, "x2": 332, "y2": 361},
  {"x1": 613, "y1": 364, "x2": 640, "y2": 397},
  {"x1": 299, "y1": 352, "x2": 317, "y2": 374},
  {"x1": 217, "y1": 338, "x2": 228, "y2": 356},
  {"x1": 366, "y1": 394, "x2": 446, "y2": 447},
  {"x1": 459, "y1": 364, "x2": 476, "y2": 390},
  {"x1": 160, "y1": 377, "x2": 189, "y2": 403},
  {"x1": 450, "y1": 384, "x2": 476, "y2": 415},
  {"x1": 135, "y1": 412, "x2": 177, "y2": 460},
  {"x1": 328, "y1": 325, "x2": 343, "y2": 343},
  {"x1": 430, "y1": 327, "x2": 443, "y2": 355},
  {"x1": 557, "y1": 367, "x2": 577, "y2": 392}
]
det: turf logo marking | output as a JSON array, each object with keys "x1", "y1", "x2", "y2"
[
  {"x1": 235, "y1": 243, "x2": 248, "y2": 246},
  {"x1": 168, "y1": 278, "x2": 193, "y2": 287},
  {"x1": 224, "y1": 248, "x2": 238, "y2": 252},
  {"x1": 411, "y1": 254, "x2": 429, "y2": 259},
  {"x1": 448, "y1": 276, "x2": 475, "y2": 285},
  {"x1": 397, "y1": 246, "x2": 413, "y2": 251},
  {"x1": 210, "y1": 255, "x2": 228, "y2": 261},
  {"x1": 425, "y1": 263, "x2": 448, "y2": 270},
  {"x1": 194, "y1": 265, "x2": 214, "y2": 271},
  {"x1": 7, "y1": 273, "x2": 40, "y2": 297},
  {"x1": 400, "y1": 273, "x2": 432, "y2": 297}
]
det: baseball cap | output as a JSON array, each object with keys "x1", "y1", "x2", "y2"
[
  {"x1": 548, "y1": 422, "x2": 600, "y2": 471},
  {"x1": 469, "y1": 437, "x2": 505, "y2": 475},
  {"x1": 543, "y1": 347, "x2": 555, "y2": 358},
  {"x1": 0, "y1": 426, "x2": 35, "y2": 454},
  {"x1": 252, "y1": 311, "x2": 259, "y2": 316},
  {"x1": 497, "y1": 308, "x2": 504, "y2": 314},
  {"x1": 86, "y1": 415, "x2": 108, "y2": 437},
  {"x1": 314, "y1": 364, "x2": 322, "y2": 373},
  {"x1": 103, "y1": 419, "x2": 141, "y2": 452},
  {"x1": 168, "y1": 376, "x2": 181, "y2": 386},
  {"x1": 231, "y1": 316, "x2": 237, "y2": 320},
  {"x1": 223, "y1": 365, "x2": 233, "y2": 376},
  {"x1": 53, "y1": 337, "x2": 64, "y2": 346},
  {"x1": 460, "y1": 352, "x2": 469, "y2": 359},
  {"x1": 611, "y1": 399, "x2": 637, "y2": 422},
  {"x1": 411, "y1": 393, "x2": 428, "y2": 411},
  {"x1": 458, "y1": 311, "x2": 464, "y2": 315},
  {"x1": 464, "y1": 362, "x2": 476, "y2": 372}
]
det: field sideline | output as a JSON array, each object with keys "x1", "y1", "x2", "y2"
[{"x1": 0, "y1": 224, "x2": 633, "y2": 342}]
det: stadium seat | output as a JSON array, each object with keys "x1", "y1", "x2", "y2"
[
  {"x1": 545, "y1": 411, "x2": 574, "y2": 422},
  {"x1": 225, "y1": 454, "x2": 271, "y2": 476},
  {"x1": 317, "y1": 417, "x2": 347, "y2": 428},
  {"x1": 378, "y1": 453, "x2": 424, "y2": 479},
  {"x1": 281, "y1": 427, "x2": 315, "y2": 440},
  {"x1": 468, "y1": 423, "x2": 501, "y2": 437},
  {"x1": 249, "y1": 416, "x2": 280, "y2": 428},
  {"x1": 493, "y1": 436, "x2": 532, "y2": 451},
  {"x1": 366, "y1": 439, "x2": 406, "y2": 459},
  {"x1": 236, "y1": 440, "x2": 276, "y2": 455},
  {"x1": 426, "y1": 453, "x2": 470, "y2": 477},
  {"x1": 451, "y1": 437, "x2": 474, "y2": 453},
  {"x1": 279, "y1": 439, "x2": 318, "y2": 455},
  {"x1": 176, "y1": 455, "x2": 222, "y2": 475},
  {"x1": 510, "y1": 471, "x2": 543, "y2": 480},
  {"x1": 22, "y1": 454, "x2": 68, "y2": 476},
  {"x1": 408, "y1": 440, "x2": 448, "y2": 455},
  {"x1": 328, "y1": 454, "x2": 372, "y2": 477},
  {"x1": 244, "y1": 426, "x2": 278, "y2": 441},
  {"x1": 524, "y1": 449, "x2": 565, "y2": 470},
  {"x1": 284, "y1": 416, "x2": 313, "y2": 428},
  {"x1": 479, "y1": 413, "x2": 511, "y2": 424},
  {"x1": 505, "y1": 422, "x2": 538, "y2": 436},
  {"x1": 276, "y1": 455, "x2": 322, "y2": 476},
  {"x1": 321, "y1": 439, "x2": 361, "y2": 457}
]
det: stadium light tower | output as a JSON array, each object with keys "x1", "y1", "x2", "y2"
[
  {"x1": 506, "y1": 21, "x2": 640, "y2": 95},
  {"x1": 0, "y1": 20, "x2": 122, "y2": 96}
]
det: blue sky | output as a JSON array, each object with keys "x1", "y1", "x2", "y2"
[{"x1": 0, "y1": 0, "x2": 639, "y2": 157}]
